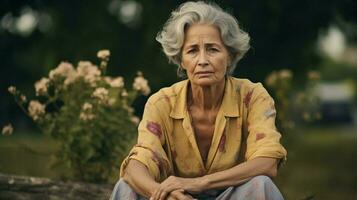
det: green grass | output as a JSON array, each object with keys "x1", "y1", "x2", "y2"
[
  {"x1": 1, "y1": 126, "x2": 357, "y2": 199},
  {"x1": 276, "y1": 126, "x2": 357, "y2": 200},
  {"x1": 0, "y1": 132, "x2": 62, "y2": 179}
]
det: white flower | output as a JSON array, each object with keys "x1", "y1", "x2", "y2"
[
  {"x1": 80, "y1": 103, "x2": 95, "y2": 121},
  {"x1": 8, "y1": 86, "x2": 17, "y2": 95},
  {"x1": 34, "y1": 77, "x2": 50, "y2": 96},
  {"x1": 279, "y1": 69, "x2": 292, "y2": 80},
  {"x1": 92, "y1": 87, "x2": 109, "y2": 103},
  {"x1": 121, "y1": 89, "x2": 128, "y2": 97},
  {"x1": 265, "y1": 71, "x2": 278, "y2": 87},
  {"x1": 77, "y1": 61, "x2": 101, "y2": 86},
  {"x1": 79, "y1": 112, "x2": 95, "y2": 121},
  {"x1": 133, "y1": 73, "x2": 150, "y2": 95},
  {"x1": 2, "y1": 124, "x2": 13, "y2": 135},
  {"x1": 308, "y1": 71, "x2": 320, "y2": 80},
  {"x1": 130, "y1": 116, "x2": 140, "y2": 125},
  {"x1": 64, "y1": 71, "x2": 78, "y2": 86},
  {"x1": 82, "y1": 103, "x2": 93, "y2": 111},
  {"x1": 20, "y1": 95, "x2": 27, "y2": 102},
  {"x1": 108, "y1": 98, "x2": 116, "y2": 106},
  {"x1": 28, "y1": 100, "x2": 46, "y2": 121},
  {"x1": 105, "y1": 76, "x2": 124, "y2": 88},
  {"x1": 49, "y1": 62, "x2": 76, "y2": 80},
  {"x1": 97, "y1": 50, "x2": 110, "y2": 60}
]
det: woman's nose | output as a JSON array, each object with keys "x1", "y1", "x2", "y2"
[{"x1": 198, "y1": 50, "x2": 209, "y2": 67}]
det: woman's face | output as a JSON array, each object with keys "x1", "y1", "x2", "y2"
[{"x1": 181, "y1": 23, "x2": 230, "y2": 87}]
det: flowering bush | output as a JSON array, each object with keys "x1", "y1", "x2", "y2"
[
  {"x1": 6, "y1": 50, "x2": 150, "y2": 183},
  {"x1": 265, "y1": 69, "x2": 321, "y2": 134},
  {"x1": 1, "y1": 124, "x2": 13, "y2": 135}
]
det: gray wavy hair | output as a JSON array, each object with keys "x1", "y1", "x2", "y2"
[{"x1": 156, "y1": 1, "x2": 250, "y2": 77}]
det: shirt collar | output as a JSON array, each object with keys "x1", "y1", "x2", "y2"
[{"x1": 170, "y1": 77, "x2": 240, "y2": 119}]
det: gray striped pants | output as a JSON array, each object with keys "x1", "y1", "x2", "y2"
[{"x1": 110, "y1": 175, "x2": 284, "y2": 200}]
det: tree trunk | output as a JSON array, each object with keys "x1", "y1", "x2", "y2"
[{"x1": 0, "y1": 173, "x2": 113, "y2": 200}]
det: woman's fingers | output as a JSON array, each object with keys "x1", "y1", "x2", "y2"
[
  {"x1": 158, "y1": 188, "x2": 170, "y2": 200},
  {"x1": 170, "y1": 189, "x2": 194, "y2": 200},
  {"x1": 152, "y1": 177, "x2": 184, "y2": 200},
  {"x1": 152, "y1": 188, "x2": 194, "y2": 200},
  {"x1": 159, "y1": 183, "x2": 183, "y2": 200},
  {"x1": 151, "y1": 186, "x2": 172, "y2": 200},
  {"x1": 166, "y1": 196, "x2": 178, "y2": 200},
  {"x1": 185, "y1": 193, "x2": 195, "y2": 199},
  {"x1": 153, "y1": 185, "x2": 165, "y2": 200},
  {"x1": 150, "y1": 176, "x2": 193, "y2": 200},
  {"x1": 150, "y1": 188, "x2": 161, "y2": 200}
]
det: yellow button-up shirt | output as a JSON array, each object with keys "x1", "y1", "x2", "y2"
[{"x1": 120, "y1": 77, "x2": 287, "y2": 182}]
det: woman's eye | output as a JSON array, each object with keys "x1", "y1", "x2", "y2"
[
  {"x1": 187, "y1": 49, "x2": 196, "y2": 54},
  {"x1": 208, "y1": 48, "x2": 218, "y2": 52}
]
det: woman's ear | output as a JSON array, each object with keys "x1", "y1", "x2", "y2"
[
  {"x1": 227, "y1": 54, "x2": 233, "y2": 67},
  {"x1": 180, "y1": 62, "x2": 186, "y2": 70},
  {"x1": 226, "y1": 57, "x2": 233, "y2": 75}
]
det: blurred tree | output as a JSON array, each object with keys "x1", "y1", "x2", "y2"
[
  {"x1": 1, "y1": 0, "x2": 357, "y2": 127},
  {"x1": 225, "y1": 0, "x2": 357, "y2": 81}
]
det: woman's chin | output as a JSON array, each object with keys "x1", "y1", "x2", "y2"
[{"x1": 192, "y1": 77, "x2": 221, "y2": 87}]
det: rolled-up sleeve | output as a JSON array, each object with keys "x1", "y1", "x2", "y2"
[
  {"x1": 120, "y1": 99, "x2": 171, "y2": 182},
  {"x1": 244, "y1": 83, "x2": 287, "y2": 162}
]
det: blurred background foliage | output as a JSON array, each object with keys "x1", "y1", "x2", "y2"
[
  {"x1": 1, "y1": 0, "x2": 357, "y2": 199},
  {"x1": 1, "y1": 0, "x2": 357, "y2": 123}
]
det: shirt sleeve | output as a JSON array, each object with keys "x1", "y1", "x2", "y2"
[
  {"x1": 244, "y1": 83, "x2": 287, "y2": 162},
  {"x1": 119, "y1": 98, "x2": 171, "y2": 182}
]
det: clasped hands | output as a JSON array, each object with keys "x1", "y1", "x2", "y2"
[{"x1": 150, "y1": 176, "x2": 205, "y2": 200}]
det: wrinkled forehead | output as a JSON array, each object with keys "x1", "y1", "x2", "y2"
[{"x1": 183, "y1": 24, "x2": 223, "y2": 47}]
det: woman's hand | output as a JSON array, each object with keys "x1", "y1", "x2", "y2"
[
  {"x1": 164, "y1": 189, "x2": 196, "y2": 200},
  {"x1": 150, "y1": 176, "x2": 204, "y2": 200}
]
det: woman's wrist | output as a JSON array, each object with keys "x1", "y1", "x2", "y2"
[
  {"x1": 147, "y1": 182, "x2": 160, "y2": 198},
  {"x1": 198, "y1": 175, "x2": 211, "y2": 190}
]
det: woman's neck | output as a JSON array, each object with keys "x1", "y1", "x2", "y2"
[{"x1": 188, "y1": 78, "x2": 226, "y2": 112}]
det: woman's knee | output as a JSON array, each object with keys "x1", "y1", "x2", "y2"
[
  {"x1": 117, "y1": 179, "x2": 130, "y2": 187},
  {"x1": 110, "y1": 179, "x2": 138, "y2": 200},
  {"x1": 230, "y1": 175, "x2": 283, "y2": 200},
  {"x1": 245, "y1": 175, "x2": 283, "y2": 200},
  {"x1": 250, "y1": 175, "x2": 274, "y2": 186}
]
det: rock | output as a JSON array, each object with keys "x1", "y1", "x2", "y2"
[{"x1": 0, "y1": 173, "x2": 114, "y2": 200}]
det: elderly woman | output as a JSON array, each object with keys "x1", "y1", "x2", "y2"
[{"x1": 111, "y1": 1, "x2": 287, "y2": 200}]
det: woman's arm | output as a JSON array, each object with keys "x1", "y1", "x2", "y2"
[
  {"x1": 151, "y1": 157, "x2": 278, "y2": 200},
  {"x1": 124, "y1": 159, "x2": 196, "y2": 200},
  {"x1": 201, "y1": 157, "x2": 278, "y2": 190},
  {"x1": 123, "y1": 159, "x2": 160, "y2": 198}
]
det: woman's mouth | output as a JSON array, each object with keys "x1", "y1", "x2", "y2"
[{"x1": 196, "y1": 71, "x2": 213, "y2": 76}]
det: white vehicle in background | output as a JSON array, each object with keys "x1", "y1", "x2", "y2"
[{"x1": 315, "y1": 82, "x2": 355, "y2": 123}]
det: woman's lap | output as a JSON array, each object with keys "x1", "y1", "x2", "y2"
[
  {"x1": 110, "y1": 175, "x2": 284, "y2": 200},
  {"x1": 215, "y1": 176, "x2": 284, "y2": 200}
]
